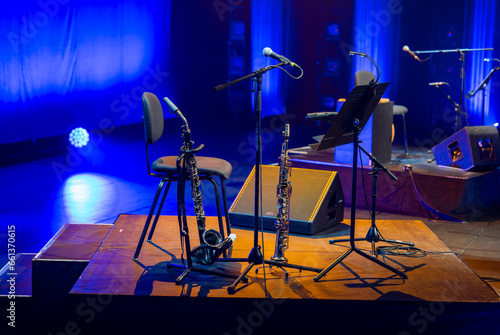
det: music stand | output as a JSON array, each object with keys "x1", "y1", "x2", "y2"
[{"x1": 310, "y1": 81, "x2": 407, "y2": 281}]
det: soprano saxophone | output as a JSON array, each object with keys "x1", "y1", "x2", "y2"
[
  {"x1": 271, "y1": 124, "x2": 292, "y2": 262},
  {"x1": 164, "y1": 97, "x2": 235, "y2": 266}
]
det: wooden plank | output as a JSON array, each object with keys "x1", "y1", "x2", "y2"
[
  {"x1": 71, "y1": 214, "x2": 499, "y2": 303},
  {"x1": 34, "y1": 224, "x2": 112, "y2": 261}
]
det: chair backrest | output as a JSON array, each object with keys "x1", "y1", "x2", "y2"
[
  {"x1": 354, "y1": 70, "x2": 375, "y2": 86},
  {"x1": 142, "y1": 92, "x2": 164, "y2": 145}
]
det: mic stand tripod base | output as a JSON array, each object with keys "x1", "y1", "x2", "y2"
[
  {"x1": 167, "y1": 262, "x2": 248, "y2": 285},
  {"x1": 261, "y1": 259, "x2": 323, "y2": 279},
  {"x1": 227, "y1": 246, "x2": 264, "y2": 294},
  {"x1": 330, "y1": 226, "x2": 414, "y2": 258}
]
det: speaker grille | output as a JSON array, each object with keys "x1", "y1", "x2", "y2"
[{"x1": 229, "y1": 165, "x2": 344, "y2": 235}]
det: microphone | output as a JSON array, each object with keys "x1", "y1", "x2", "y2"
[
  {"x1": 262, "y1": 47, "x2": 299, "y2": 68},
  {"x1": 163, "y1": 97, "x2": 179, "y2": 113},
  {"x1": 349, "y1": 51, "x2": 367, "y2": 57},
  {"x1": 429, "y1": 82, "x2": 448, "y2": 86},
  {"x1": 402, "y1": 45, "x2": 421, "y2": 61},
  {"x1": 484, "y1": 58, "x2": 500, "y2": 63},
  {"x1": 306, "y1": 112, "x2": 338, "y2": 121}
]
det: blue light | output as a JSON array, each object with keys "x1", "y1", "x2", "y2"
[
  {"x1": 229, "y1": 56, "x2": 245, "y2": 75},
  {"x1": 325, "y1": 23, "x2": 341, "y2": 41},
  {"x1": 69, "y1": 127, "x2": 90, "y2": 148},
  {"x1": 465, "y1": 0, "x2": 496, "y2": 126},
  {"x1": 352, "y1": 1, "x2": 394, "y2": 99},
  {"x1": 328, "y1": 24, "x2": 340, "y2": 36},
  {"x1": 321, "y1": 96, "x2": 336, "y2": 110},
  {"x1": 61, "y1": 173, "x2": 118, "y2": 223},
  {"x1": 251, "y1": 0, "x2": 285, "y2": 117},
  {"x1": 230, "y1": 21, "x2": 245, "y2": 41},
  {"x1": 323, "y1": 58, "x2": 341, "y2": 77}
]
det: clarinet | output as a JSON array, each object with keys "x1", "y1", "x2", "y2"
[
  {"x1": 271, "y1": 124, "x2": 292, "y2": 262},
  {"x1": 164, "y1": 97, "x2": 235, "y2": 266}
]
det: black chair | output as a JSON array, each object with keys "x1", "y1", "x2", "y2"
[
  {"x1": 133, "y1": 92, "x2": 233, "y2": 261},
  {"x1": 354, "y1": 70, "x2": 409, "y2": 156}
]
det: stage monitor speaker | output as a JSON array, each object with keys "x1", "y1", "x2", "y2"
[
  {"x1": 432, "y1": 126, "x2": 500, "y2": 170},
  {"x1": 229, "y1": 165, "x2": 344, "y2": 235}
]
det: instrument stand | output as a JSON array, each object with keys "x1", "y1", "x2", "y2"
[
  {"x1": 308, "y1": 81, "x2": 407, "y2": 282},
  {"x1": 214, "y1": 65, "x2": 322, "y2": 294},
  {"x1": 166, "y1": 140, "x2": 247, "y2": 284},
  {"x1": 329, "y1": 144, "x2": 414, "y2": 257}
]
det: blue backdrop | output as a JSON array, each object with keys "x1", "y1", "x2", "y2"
[{"x1": 1, "y1": 0, "x2": 170, "y2": 145}]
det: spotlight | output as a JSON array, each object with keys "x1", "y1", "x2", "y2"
[{"x1": 69, "y1": 127, "x2": 90, "y2": 148}]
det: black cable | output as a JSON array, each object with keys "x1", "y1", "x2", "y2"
[{"x1": 377, "y1": 245, "x2": 427, "y2": 258}]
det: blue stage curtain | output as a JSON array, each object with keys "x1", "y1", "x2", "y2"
[
  {"x1": 465, "y1": 0, "x2": 496, "y2": 126},
  {"x1": 251, "y1": 0, "x2": 285, "y2": 117},
  {"x1": 351, "y1": 0, "x2": 401, "y2": 99},
  {"x1": 0, "y1": 1, "x2": 170, "y2": 145}
]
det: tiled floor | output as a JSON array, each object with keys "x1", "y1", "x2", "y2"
[{"x1": 1, "y1": 123, "x2": 499, "y2": 297}]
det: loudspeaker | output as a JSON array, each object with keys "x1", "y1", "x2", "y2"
[
  {"x1": 229, "y1": 165, "x2": 344, "y2": 235},
  {"x1": 432, "y1": 126, "x2": 500, "y2": 170},
  {"x1": 334, "y1": 100, "x2": 393, "y2": 164}
]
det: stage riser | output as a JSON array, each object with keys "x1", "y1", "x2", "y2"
[
  {"x1": 59, "y1": 214, "x2": 500, "y2": 334},
  {"x1": 289, "y1": 158, "x2": 500, "y2": 221},
  {"x1": 32, "y1": 224, "x2": 112, "y2": 298}
]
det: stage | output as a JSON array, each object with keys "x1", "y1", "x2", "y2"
[
  {"x1": 287, "y1": 145, "x2": 500, "y2": 222},
  {"x1": 59, "y1": 214, "x2": 499, "y2": 334}
]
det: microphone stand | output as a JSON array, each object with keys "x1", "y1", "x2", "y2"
[
  {"x1": 465, "y1": 66, "x2": 499, "y2": 126},
  {"x1": 214, "y1": 63, "x2": 320, "y2": 294},
  {"x1": 414, "y1": 47, "x2": 493, "y2": 132},
  {"x1": 431, "y1": 84, "x2": 466, "y2": 132},
  {"x1": 329, "y1": 145, "x2": 414, "y2": 256}
]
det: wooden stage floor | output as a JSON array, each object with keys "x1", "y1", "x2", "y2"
[{"x1": 68, "y1": 214, "x2": 500, "y2": 334}]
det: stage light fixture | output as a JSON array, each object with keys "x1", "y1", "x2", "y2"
[
  {"x1": 229, "y1": 56, "x2": 245, "y2": 75},
  {"x1": 322, "y1": 57, "x2": 341, "y2": 77},
  {"x1": 320, "y1": 95, "x2": 336, "y2": 111},
  {"x1": 69, "y1": 127, "x2": 90, "y2": 148},
  {"x1": 229, "y1": 20, "x2": 245, "y2": 41},
  {"x1": 325, "y1": 22, "x2": 341, "y2": 41}
]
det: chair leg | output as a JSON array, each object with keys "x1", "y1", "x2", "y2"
[
  {"x1": 147, "y1": 181, "x2": 172, "y2": 241},
  {"x1": 134, "y1": 178, "x2": 168, "y2": 261},
  {"x1": 402, "y1": 113, "x2": 409, "y2": 155},
  {"x1": 220, "y1": 178, "x2": 231, "y2": 236}
]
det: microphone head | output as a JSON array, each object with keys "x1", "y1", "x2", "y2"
[
  {"x1": 163, "y1": 97, "x2": 179, "y2": 113},
  {"x1": 262, "y1": 47, "x2": 273, "y2": 57},
  {"x1": 402, "y1": 45, "x2": 409, "y2": 52}
]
